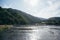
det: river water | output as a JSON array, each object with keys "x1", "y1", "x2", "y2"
[{"x1": 1, "y1": 25, "x2": 60, "y2": 40}]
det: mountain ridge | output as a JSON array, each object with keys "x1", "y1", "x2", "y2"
[{"x1": 0, "y1": 7, "x2": 44, "y2": 25}]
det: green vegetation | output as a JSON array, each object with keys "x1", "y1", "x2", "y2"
[
  {"x1": 0, "y1": 7, "x2": 42, "y2": 25},
  {"x1": 0, "y1": 25, "x2": 11, "y2": 40},
  {"x1": 0, "y1": 7, "x2": 27, "y2": 25},
  {"x1": 0, "y1": 6, "x2": 60, "y2": 25},
  {"x1": 0, "y1": 25, "x2": 12, "y2": 31},
  {"x1": 45, "y1": 17, "x2": 60, "y2": 25}
]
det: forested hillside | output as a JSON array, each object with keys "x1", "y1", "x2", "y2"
[{"x1": 0, "y1": 7, "x2": 43, "y2": 25}]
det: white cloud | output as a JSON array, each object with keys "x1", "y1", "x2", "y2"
[
  {"x1": 36, "y1": 0, "x2": 60, "y2": 18},
  {"x1": 2, "y1": 0, "x2": 60, "y2": 18},
  {"x1": 24, "y1": 0, "x2": 39, "y2": 7},
  {"x1": 23, "y1": 0, "x2": 60, "y2": 18}
]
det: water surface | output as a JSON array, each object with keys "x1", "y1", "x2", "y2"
[{"x1": 1, "y1": 25, "x2": 60, "y2": 40}]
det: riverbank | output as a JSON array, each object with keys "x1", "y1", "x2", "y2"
[
  {"x1": 0, "y1": 25, "x2": 13, "y2": 31},
  {"x1": 0, "y1": 25, "x2": 13, "y2": 40}
]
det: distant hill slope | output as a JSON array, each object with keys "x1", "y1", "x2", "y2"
[
  {"x1": 0, "y1": 7, "x2": 44, "y2": 25},
  {"x1": 46, "y1": 17, "x2": 60, "y2": 25},
  {"x1": 49, "y1": 17, "x2": 60, "y2": 20}
]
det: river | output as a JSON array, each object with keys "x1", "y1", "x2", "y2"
[{"x1": 1, "y1": 25, "x2": 60, "y2": 40}]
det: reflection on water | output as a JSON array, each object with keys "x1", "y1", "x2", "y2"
[{"x1": 1, "y1": 25, "x2": 60, "y2": 40}]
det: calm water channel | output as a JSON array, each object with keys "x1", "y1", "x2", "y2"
[{"x1": 0, "y1": 25, "x2": 60, "y2": 40}]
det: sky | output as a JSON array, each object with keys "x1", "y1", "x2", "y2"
[{"x1": 0, "y1": 0, "x2": 60, "y2": 18}]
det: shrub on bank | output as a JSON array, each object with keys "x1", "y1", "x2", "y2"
[{"x1": 0, "y1": 25, "x2": 13, "y2": 32}]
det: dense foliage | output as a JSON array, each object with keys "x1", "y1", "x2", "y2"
[
  {"x1": 0, "y1": 7, "x2": 60, "y2": 25},
  {"x1": 0, "y1": 7, "x2": 42, "y2": 25},
  {"x1": 0, "y1": 7, "x2": 28, "y2": 25}
]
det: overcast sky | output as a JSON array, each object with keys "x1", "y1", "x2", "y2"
[{"x1": 0, "y1": 0, "x2": 60, "y2": 18}]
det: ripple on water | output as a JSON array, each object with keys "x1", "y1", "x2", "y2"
[{"x1": 1, "y1": 26, "x2": 60, "y2": 40}]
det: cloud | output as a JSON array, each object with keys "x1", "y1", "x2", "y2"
[
  {"x1": 23, "y1": 0, "x2": 60, "y2": 18},
  {"x1": 35, "y1": 0, "x2": 60, "y2": 18},
  {"x1": 24, "y1": 0, "x2": 39, "y2": 8},
  {"x1": 1, "y1": 0, "x2": 60, "y2": 18}
]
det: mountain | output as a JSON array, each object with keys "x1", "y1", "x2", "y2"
[
  {"x1": 0, "y1": 7, "x2": 44, "y2": 25},
  {"x1": 46, "y1": 17, "x2": 60, "y2": 25},
  {"x1": 49, "y1": 17, "x2": 60, "y2": 20}
]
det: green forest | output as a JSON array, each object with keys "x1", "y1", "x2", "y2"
[{"x1": 0, "y1": 7, "x2": 60, "y2": 25}]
